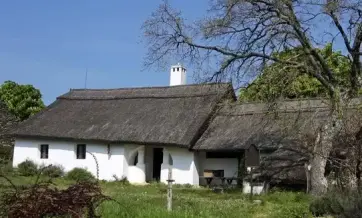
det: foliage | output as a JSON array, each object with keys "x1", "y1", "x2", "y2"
[
  {"x1": 0, "y1": 163, "x2": 13, "y2": 175},
  {"x1": 309, "y1": 188, "x2": 362, "y2": 218},
  {"x1": 239, "y1": 44, "x2": 351, "y2": 102},
  {"x1": 0, "y1": 180, "x2": 111, "y2": 218},
  {"x1": 66, "y1": 167, "x2": 95, "y2": 182},
  {"x1": 41, "y1": 164, "x2": 65, "y2": 178},
  {"x1": 17, "y1": 159, "x2": 38, "y2": 176},
  {"x1": 0, "y1": 146, "x2": 13, "y2": 165},
  {"x1": 0, "y1": 80, "x2": 45, "y2": 121},
  {"x1": 112, "y1": 175, "x2": 130, "y2": 185}
]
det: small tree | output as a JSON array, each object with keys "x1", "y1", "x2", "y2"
[
  {"x1": 239, "y1": 44, "x2": 351, "y2": 101},
  {"x1": 0, "y1": 80, "x2": 45, "y2": 121}
]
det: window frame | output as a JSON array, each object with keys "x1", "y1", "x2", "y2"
[
  {"x1": 76, "y1": 144, "x2": 86, "y2": 159},
  {"x1": 40, "y1": 144, "x2": 49, "y2": 159}
]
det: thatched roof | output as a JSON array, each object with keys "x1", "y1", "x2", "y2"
[
  {"x1": 194, "y1": 98, "x2": 362, "y2": 151},
  {"x1": 12, "y1": 83, "x2": 234, "y2": 147},
  {"x1": 194, "y1": 98, "x2": 362, "y2": 185}
]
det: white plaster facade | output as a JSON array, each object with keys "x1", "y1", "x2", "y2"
[
  {"x1": 13, "y1": 138, "x2": 261, "y2": 193},
  {"x1": 13, "y1": 138, "x2": 201, "y2": 185}
]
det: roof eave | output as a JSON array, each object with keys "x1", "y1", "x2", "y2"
[{"x1": 13, "y1": 134, "x2": 189, "y2": 148}]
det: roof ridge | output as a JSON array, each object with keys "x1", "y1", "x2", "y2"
[
  {"x1": 236, "y1": 98, "x2": 331, "y2": 105},
  {"x1": 57, "y1": 93, "x2": 222, "y2": 100},
  {"x1": 69, "y1": 82, "x2": 230, "y2": 92}
]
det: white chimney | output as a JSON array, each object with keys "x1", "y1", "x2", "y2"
[{"x1": 170, "y1": 63, "x2": 186, "y2": 86}]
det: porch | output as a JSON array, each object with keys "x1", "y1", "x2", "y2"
[
  {"x1": 124, "y1": 145, "x2": 198, "y2": 185},
  {"x1": 122, "y1": 144, "x2": 262, "y2": 193}
]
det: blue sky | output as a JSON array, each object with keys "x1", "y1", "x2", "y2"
[{"x1": 0, "y1": 1, "x2": 208, "y2": 105}]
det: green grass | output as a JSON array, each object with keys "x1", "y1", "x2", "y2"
[{"x1": 0, "y1": 176, "x2": 312, "y2": 218}]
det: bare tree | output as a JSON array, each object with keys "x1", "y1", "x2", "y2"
[{"x1": 142, "y1": 0, "x2": 362, "y2": 194}]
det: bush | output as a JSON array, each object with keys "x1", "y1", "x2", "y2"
[
  {"x1": 17, "y1": 159, "x2": 38, "y2": 176},
  {"x1": 41, "y1": 165, "x2": 65, "y2": 178},
  {"x1": 0, "y1": 163, "x2": 14, "y2": 174},
  {"x1": 310, "y1": 188, "x2": 362, "y2": 218},
  {"x1": 112, "y1": 175, "x2": 130, "y2": 185},
  {"x1": 0, "y1": 146, "x2": 13, "y2": 164},
  {"x1": 309, "y1": 196, "x2": 332, "y2": 217},
  {"x1": 66, "y1": 168, "x2": 95, "y2": 182}
]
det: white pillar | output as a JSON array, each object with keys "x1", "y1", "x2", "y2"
[
  {"x1": 138, "y1": 147, "x2": 145, "y2": 165},
  {"x1": 130, "y1": 146, "x2": 145, "y2": 183},
  {"x1": 161, "y1": 148, "x2": 170, "y2": 184}
]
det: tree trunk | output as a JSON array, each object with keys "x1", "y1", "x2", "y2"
[{"x1": 310, "y1": 98, "x2": 343, "y2": 195}]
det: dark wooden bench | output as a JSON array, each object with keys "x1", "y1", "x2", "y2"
[{"x1": 200, "y1": 176, "x2": 238, "y2": 187}]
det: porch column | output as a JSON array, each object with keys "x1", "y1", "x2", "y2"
[
  {"x1": 161, "y1": 148, "x2": 170, "y2": 184},
  {"x1": 134, "y1": 146, "x2": 146, "y2": 183},
  {"x1": 163, "y1": 149, "x2": 169, "y2": 165},
  {"x1": 138, "y1": 147, "x2": 145, "y2": 165}
]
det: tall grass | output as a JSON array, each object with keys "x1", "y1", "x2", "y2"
[
  {"x1": 98, "y1": 182, "x2": 312, "y2": 218},
  {"x1": 0, "y1": 176, "x2": 312, "y2": 218}
]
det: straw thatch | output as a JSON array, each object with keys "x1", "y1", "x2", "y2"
[
  {"x1": 195, "y1": 97, "x2": 362, "y2": 185},
  {"x1": 194, "y1": 98, "x2": 362, "y2": 151},
  {"x1": 12, "y1": 83, "x2": 234, "y2": 147}
]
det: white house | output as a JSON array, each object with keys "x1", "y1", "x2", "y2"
[{"x1": 12, "y1": 64, "x2": 325, "y2": 193}]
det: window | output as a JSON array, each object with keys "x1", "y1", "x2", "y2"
[
  {"x1": 173, "y1": 68, "x2": 175, "y2": 72},
  {"x1": 133, "y1": 152, "x2": 138, "y2": 165},
  {"x1": 76, "y1": 144, "x2": 86, "y2": 159},
  {"x1": 177, "y1": 67, "x2": 179, "y2": 71},
  {"x1": 40, "y1": 144, "x2": 49, "y2": 159},
  {"x1": 107, "y1": 144, "x2": 111, "y2": 159}
]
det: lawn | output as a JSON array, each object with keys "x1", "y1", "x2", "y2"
[{"x1": 0, "y1": 175, "x2": 312, "y2": 218}]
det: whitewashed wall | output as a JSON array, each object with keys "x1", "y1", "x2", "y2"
[
  {"x1": 161, "y1": 147, "x2": 199, "y2": 185},
  {"x1": 13, "y1": 139, "x2": 200, "y2": 185},
  {"x1": 13, "y1": 138, "x2": 124, "y2": 180}
]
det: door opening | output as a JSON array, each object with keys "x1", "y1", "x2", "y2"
[{"x1": 153, "y1": 148, "x2": 163, "y2": 181}]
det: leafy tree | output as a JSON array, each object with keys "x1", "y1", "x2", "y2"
[
  {"x1": 239, "y1": 44, "x2": 351, "y2": 101},
  {"x1": 0, "y1": 81, "x2": 45, "y2": 121},
  {"x1": 143, "y1": 0, "x2": 362, "y2": 195}
]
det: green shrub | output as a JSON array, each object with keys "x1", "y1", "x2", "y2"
[
  {"x1": 112, "y1": 175, "x2": 130, "y2": 185},
  {"x1": 65, "y1": 168, "x2": 95, "y2": 182},
  {"x1": 41, "y1": 165, "x2": 65, "y2": 178},
  {"x1": 309, "y1": 188, "x2": 362, "y2": 218},
  {"x1": 273, "y1": 203, "x2": 312, "y2": 218},
  {"x1": 17, "y1": 159, "x2": 38, "y2": 176},
  {"x1": 309, "y1": 196, "x2": 331, "y2": 217},
  {"x1": 0, "y1": 146, "x2": 13, "y2": 164},
  {"x1": 0, "y1": 163, "x2": 14, "y2": 174}
]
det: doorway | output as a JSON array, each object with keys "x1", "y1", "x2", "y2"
[{"x1": 153, "y1": 148, "x2": 163, "y2": 181}]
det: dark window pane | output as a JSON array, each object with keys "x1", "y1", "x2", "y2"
[
  {"x1": 76, "y1": 144, "x2": 86, "y2": 159},
  {"x1": 133, "y1": 153, "x2": 138, "y2": 165},
  {"x1": 40, "y1": 144, "x2": 49, "y2": 159}
]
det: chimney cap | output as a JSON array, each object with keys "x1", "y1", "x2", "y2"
[{"x1": 171, "y1": 63, "x2": 186, "y2": 70}]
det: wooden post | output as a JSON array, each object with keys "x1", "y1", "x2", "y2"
[
  {"x1": 167, "y1": 166, "x2": 174, "y2": 211},
  {"x1": 305, "y1": 163, "x2": 311, "y2": 194},
  {"x1": 237, "y1": 152, "x2": 246, "y2": 189},
  {"x1": 249, "y1": 167, "x2": 253, "y2": 200}
]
